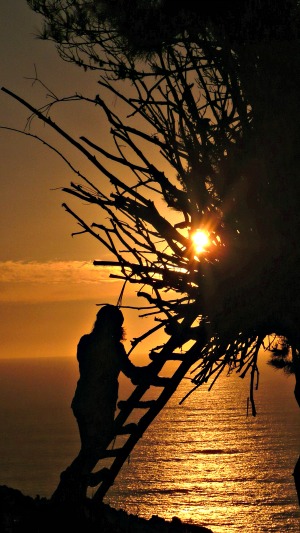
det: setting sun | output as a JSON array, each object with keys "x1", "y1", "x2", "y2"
[{"x1": 191, "y1": 229, "x2": 210, "y2": 254}]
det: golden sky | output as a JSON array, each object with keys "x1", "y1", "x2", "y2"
[{"x1": 0, "y1": 1, "x2": 161, "y2": 360}]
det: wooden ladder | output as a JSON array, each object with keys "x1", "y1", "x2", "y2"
[{"x1": 91, "y1": 333, "x2": 202, "y2": 503}]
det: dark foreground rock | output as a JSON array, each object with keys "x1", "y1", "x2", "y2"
[{"x1": 0, "y1": 486, "x2": 213, "y2": 533}]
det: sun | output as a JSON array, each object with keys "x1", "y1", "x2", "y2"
[{"x1": 191, "y1": 229, "x2": 210, "y2": 254}]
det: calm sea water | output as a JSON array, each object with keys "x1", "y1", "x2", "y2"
[{"x1": 0, "y1": 356, "x2": 299, "y2": 532}]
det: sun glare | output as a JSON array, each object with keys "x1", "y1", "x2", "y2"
[{"x1": 192, "y1": 229, "x2": 210, "y2": 254}]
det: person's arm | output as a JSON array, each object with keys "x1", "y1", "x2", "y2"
[{"x1": 117, "y1": 344, "x2": 149, "y2": 384}]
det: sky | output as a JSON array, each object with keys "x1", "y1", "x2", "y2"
[
  {"x1": 0, "y1": 0, "x2": 156, "y2": 360},
  {"x1": 0, "y1": 2, "x2": 298, "y2": 381}
]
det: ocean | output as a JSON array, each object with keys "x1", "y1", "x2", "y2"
[{"x1": 0, "y1": 355, "x2": 299, "y2": 532}]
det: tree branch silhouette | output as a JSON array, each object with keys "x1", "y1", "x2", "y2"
[{"x1": 2, "y1": 0, "x2": 300, "y2": 504}]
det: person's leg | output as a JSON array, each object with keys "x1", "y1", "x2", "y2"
[{"x1": 51, "y1": 414, "x2": 114, "y2": 503}]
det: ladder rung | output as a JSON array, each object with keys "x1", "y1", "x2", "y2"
[
  {"x1": 149, "y1": 351, "x2": 160, "y2": 360},
  {"x1": 168, "y1": 353, "x2": 185, "y2": 361},
  {"x1": 118, "y1": 399, "x2": 156, "y2": 410},
  {"x1": 99, "y1": 448, "x2": 122, "y2": 458},
  {"x1": 151, "y1": 376, "x2": 171, "y2": 386},
  {"x1": 135, "y1": 400, "x2": 157, "y2": 408},
  {"x1": 149, "y1": 352, "x2": 185, "y2": 361},
  {"x1": 89, "y1": 467, "x2": 110, "y2": 487},
  {"x1": 117, "y1": 400, "x2": 129, "y2": 409},
  {"x1": 117, "y1": 423, "x2": 138, "y2": 434}
]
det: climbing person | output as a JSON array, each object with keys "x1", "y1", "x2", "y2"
[{"x1": 51, "y1": 304, "x2": 144, "y2": 504}]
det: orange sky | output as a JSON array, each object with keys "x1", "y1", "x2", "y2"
[{"x1": 0, "y1": 1, "x2": 161, "y2": 360}]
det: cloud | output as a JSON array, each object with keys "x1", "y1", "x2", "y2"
[
  {"x1": 0, "y1": 260, "x2": 113, "y2": 283},
  {"x1": 0, "y1": 260, "x2": 124, "y2": 302}
]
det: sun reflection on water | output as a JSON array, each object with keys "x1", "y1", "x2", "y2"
[
  {"x1": 107, "y1": 362, "x2": 300, "y2": 532},
  {"x1": 0, "y1": 357, "x2": 298, "y2": 532}
]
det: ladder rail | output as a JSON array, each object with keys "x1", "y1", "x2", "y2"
[
  {"x1": 109, "y1": 323, "x2": 192, "y2": 430},
  {"x1": 92, "y1": 343, "x2": 201, "y2": 502}
]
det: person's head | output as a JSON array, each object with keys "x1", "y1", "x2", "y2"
[{"x1": 92, "y1": 305, "x2": 125, "y2": 340}]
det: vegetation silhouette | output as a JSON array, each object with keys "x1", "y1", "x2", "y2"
[{"x1": 2, "y1": 0, "x2": 299, "y2": 510}]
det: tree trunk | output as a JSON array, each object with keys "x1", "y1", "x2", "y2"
[{"x1": 292, "y1": 348, "x2": 300, "y2": 506}]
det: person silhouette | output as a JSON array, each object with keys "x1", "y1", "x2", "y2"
[{"x1": 52, "y1": 305, "x2": 144, "y2": 503}]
